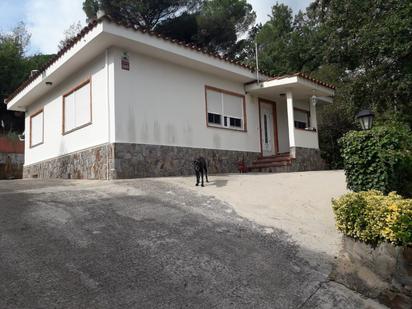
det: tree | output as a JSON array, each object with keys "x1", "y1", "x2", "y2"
[
  {"x1": 226, "y1": 24, "x2": 261, "y2": 62},
  {"x1": 255, "y1": 4, "x2": 295, "y2": 75},
  {"x1": 0, "y1": 24, "x2": 30, "y2": 133},
  {"x1": 83, "y1": 0, "x2": 256, "y2": 57},
  {"x1": 307, "y1": 0, "x2": 412, "y2": 123},
  {"x1": 83, "y1": 0, "x2": 100, "y2": 21},
  {"x1": 155, "y1": 12, "x2": 199, "y2": 43},
  {"x1": 308, "y1": 0, "x2": 412, "y2": 166},
  {"x1": 195, "y1": 0, "x2": 256, "y2": 54},
  {"x1": 58, "y1": 22, "x2": 83, "y2": 50},
  {"x1": 0, "y1": 24, "x2": 51, "y2": 134},
  {"x1": 157, "y1": 0, "x2": 257, "y2": 56},
  {"x1": 83, "y1": 0, "x2": 200, "y2": 30},
  {"x1": 253, "y1": 0, "x2": 412, "y2": 167}
]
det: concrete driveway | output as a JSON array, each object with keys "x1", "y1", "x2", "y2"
[
  {"x1": 0, "y1": 172, "x2": 384, "y2": 308},
  {"x1": 162, "y1": 170, "x2": 348, "y2": 272}
]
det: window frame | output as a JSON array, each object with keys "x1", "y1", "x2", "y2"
[
  {"x1": 229, "y1": 117, "x2": 242, "y2": 128},
  {"x1": 208, "y1": 113, "x2": 222, "y2": 126},
  {"x1": 204, "y1": 85, "x2": 247, "y2": 132},
  {"x1": 30, "y1": 109, "x2": 44, "y2": 148},
  {"x1": 62, "y1": 78, "x2": 92, "y2": 135},
  {"x1": 293, "y1": 107, "x2": 311, "y2": 131}
]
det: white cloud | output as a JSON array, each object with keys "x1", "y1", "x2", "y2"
[
  {"x1": 248, "y1": 0, "x2": 313, "y2": 24},
  {"x1": 25, "y1": 0, "x2": 86, "y2": 54}
]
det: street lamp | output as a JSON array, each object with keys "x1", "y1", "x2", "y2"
[{"x1": 356, "y1": 109, "x2": 374, "y2": 130}]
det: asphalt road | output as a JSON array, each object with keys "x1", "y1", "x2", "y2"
[{"x1": 0, "y1": 179, "x2": 384, "y2": 308}]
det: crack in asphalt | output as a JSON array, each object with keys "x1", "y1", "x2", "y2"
[{"x1": 296, "y1": 280, "x2": 328, "y2": 309}]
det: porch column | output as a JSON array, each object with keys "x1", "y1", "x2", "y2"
[
  {"x1": 310, "y1": 97, "x2": 317, "y2": 129},
  {"x1": 286, "y1": 91, "x2": 296, "y2": 150}
]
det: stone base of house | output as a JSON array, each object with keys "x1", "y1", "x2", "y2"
[
  {"x1": 23, "y1": 143, "x2": 259, "y2": 180},
  {"x1": 23, "y1": 144, "x2": 327, "y2": 180},
  {"x1": 290, "y1": 147, "x2": 326, "y2": 171},
  {"x1": 112, "y1": 143, "x2": 259, "y2": 179},
  {"x1": 23, "y1": 144, "x2": 113, "y2": 180}
]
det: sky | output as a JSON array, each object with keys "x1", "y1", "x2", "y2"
[{"x1": 0, "y1": 0, "x2": 312, "y2": 55}]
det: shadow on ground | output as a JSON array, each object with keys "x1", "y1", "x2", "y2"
[
  {"x1": 206, "y1": 179, "x2": 229, "y2": 188},
  {"x1": 0, "y1": 179, "x2": 384, "y2": 308}
]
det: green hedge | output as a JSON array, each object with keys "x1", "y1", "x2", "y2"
[
  {"x1": 332, "y1": 191, "x2": 412, "y2": 246},
  {"x1": 339, "y1": 123, "x2": 412, "y2": 197}
]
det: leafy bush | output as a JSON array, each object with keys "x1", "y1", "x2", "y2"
[
  {"x1": 339, "y1": 123, "x2": 412, "y2": 197},
  {"x1": 332, "y1": 191, "x2": 412, "y2": 247},
  {"x1": 317, "y1": 97, "x2": 357, "y2": 169}
]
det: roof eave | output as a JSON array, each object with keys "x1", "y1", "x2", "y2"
[
  {"x1": 7, "y1": 22, "x2": 104, "y2": 111},
  {"x1": 6, "y1": 16, "x2": 334, "y2": 110},
  {"x1": 6, "y1": 16, "x2": 270, "y2": 109},
  {"x1": 296, "y1": 76, "x2": 336, "y2": 96},
  {"x1": 245, "y1": 76, "x2": 335, "y2": 98}
]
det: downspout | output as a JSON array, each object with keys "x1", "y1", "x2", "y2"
[{"x1": 105, "y1": 48, "x2": 111, "y2": 180}]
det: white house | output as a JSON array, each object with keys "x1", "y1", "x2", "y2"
[{"x1": 5, "y1": 16, "x2": 335, "y2": 180}]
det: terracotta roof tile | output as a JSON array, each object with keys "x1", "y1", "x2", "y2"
[
  {"x1": 294, "y1": 72, "x2": 336, "y2": 90},
  {"x1": 265, "y1": 72, "x2": 336, "y2": 90},
  {"x1": 5, "y1": 16, "x2": 335, "y2": 104}
]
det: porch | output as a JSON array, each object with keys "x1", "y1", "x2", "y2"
[{"x1": 245, "y1": 73, "x2": 335, "y2": 172}]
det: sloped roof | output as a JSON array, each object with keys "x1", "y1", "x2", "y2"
[
  {"x1": 6, "y1": 15, "x2": 335, "y2": 104},
  {"x1": 268, "y1": 72, "x2": 336, "y2": 90}
]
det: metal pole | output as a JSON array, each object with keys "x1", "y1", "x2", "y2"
[
  {"x1": 105, "y1": 48, "x2": 110, "y2": 181},
  {"x1": 255, "y1": 42, "x2": 260, "y2": 84}
]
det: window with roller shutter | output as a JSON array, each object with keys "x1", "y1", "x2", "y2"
[
  {"x1": 30, "y1": 109, "x2": 44, "y2": 148},
  {"x1": 205, "y1": 86, "x2": 246, "y2": 131},
  {"x1": 293, "y1": 108, "x2": 310, "y2": 130},
  {"x1": 63, "y1": 79, "x2": 92, "y2": 135}
]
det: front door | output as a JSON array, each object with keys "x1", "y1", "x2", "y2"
[{"x1": 260, "y1": 101, "x2": 276, "y2": 156}]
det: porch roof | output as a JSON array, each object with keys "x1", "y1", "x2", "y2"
[{"x1": 245, "y1": 74, "x2": 335, "y2": 102}]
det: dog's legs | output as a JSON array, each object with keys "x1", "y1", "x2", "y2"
[
  {"x1": 205, "y1": 166, "x2": 209, "y2": 183},
  {"x1": 195, "y1": 171, "x2": 200, "y2": 186},
  {"x1": 201, "y1": 170, "x2": 204, "y2": 187}
]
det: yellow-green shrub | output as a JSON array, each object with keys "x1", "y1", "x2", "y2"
[{"x1": 332, "y1": 191, "x2": 412, "y2": 246}]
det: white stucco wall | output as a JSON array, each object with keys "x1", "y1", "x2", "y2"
[
  {"x1": 24, "y1": 52, "x2": 113, "y2": 166},
  {"x1": 293, "y1": 99, "x2": 319, "y2": 149},
  {"x1": 113, "y1": 48, "x2": 261, "y2": 153},
  {"x1": 294, "y1": 130, "x2": 319, "y2": 149},
  {"x1": 275, "y1": 98, "x2": 320, "y2": 152},
  {"x1": 23, "y1": 44, "x2": 321, "y2": 166},
  {"x1": 276, "y1": 100, "x2": 290, "y2": 153}
]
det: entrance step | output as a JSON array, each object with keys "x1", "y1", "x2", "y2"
[
  {"x1": 249, "y1": 153, "x2": 293, "y2": 172},
  {"x1": 254, "y1": 156, "x2": 292, "y2": 164}
]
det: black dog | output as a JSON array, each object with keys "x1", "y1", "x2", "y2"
[{"x1": 194, "y1": 157, "x2": 209, "y2": 187}]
